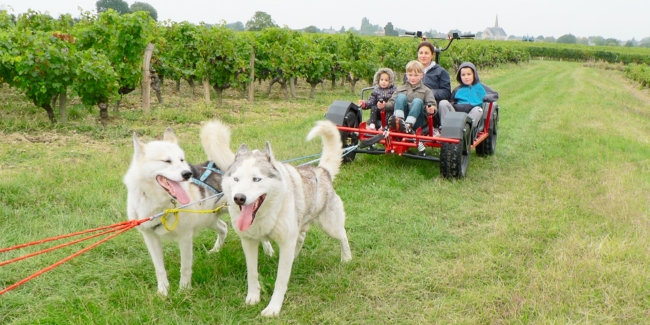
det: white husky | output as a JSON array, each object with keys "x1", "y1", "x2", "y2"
[
  {"x1": 123, "y1": 122, "x2": 233, "y2": 295},
  {"x1": 222, "y1": 120, "x2": 352, "y2": 316}
]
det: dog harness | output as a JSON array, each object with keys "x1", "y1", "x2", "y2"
[{"x1": 190, "y1": 161, "x2": 223, "y2": 194}]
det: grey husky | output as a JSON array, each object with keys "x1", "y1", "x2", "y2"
[
  {"x1": 124, "y1": 121, "x2": 273, "y2": 295},
  {"x1": 221, "y1": 120, "x2": 352, "y2": 316}
]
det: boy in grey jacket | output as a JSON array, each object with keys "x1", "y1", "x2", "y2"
[{"x1": 386, "y1": 61, "x2": 437, "y2": 135}]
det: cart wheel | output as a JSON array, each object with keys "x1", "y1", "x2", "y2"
[
  {"x1": 476, "y1": 109, "x2": 498, "y2": 156},
  {"x1": 340, "y1": 111, "x2": 359, "y2": 163},
  {"x1": 440, "y1": 122, "x2": 471, "y2": 179}
]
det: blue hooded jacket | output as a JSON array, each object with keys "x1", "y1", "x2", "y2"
[
  {"x1": 454, "y1": 62, "x2": 486, "y2": 106},
  {"x1": 449, "y1": 62, "x2": 499, "y2": 113}
]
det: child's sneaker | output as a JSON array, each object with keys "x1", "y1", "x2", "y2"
[
  {"x1": 404, "y1": 123, "x2": 414, "y2": 134},
  {"x1": 367, "y1": 123, "x2": 376, "y2": 130},
  {"x1": 388, "y1": 115, "x2": 407, "y2": 133}
]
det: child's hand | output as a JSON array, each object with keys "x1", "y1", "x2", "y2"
[
  {"x1": 426, "y1": 105, "x2": 437, "y2": 115},
  {"x1": 377, "y1": 101, "x2": 386, "y2": 110},
  {"x1": 357, "y1": 100, "x2": 365, "y2": 108}
]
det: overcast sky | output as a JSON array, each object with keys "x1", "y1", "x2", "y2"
[{"x1": 2, "y1": 0, "x2": 648, "y2": 41}]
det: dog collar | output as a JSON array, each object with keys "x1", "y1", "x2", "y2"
[{"x1": 190, "y1": 161, "x2": 223, "y2": 194}]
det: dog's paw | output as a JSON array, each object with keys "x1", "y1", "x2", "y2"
[
  {"x1": 208, "y1": 245, "x2": 222, "y2": 254},
  {"x1": 157, "y1": 286, "x2": 169, "y2": 296},
  {"x1": 209, "y1": 236, "x2": 226, "y2": 254},
  {"x1": 261, "y1": 304, "x2": 281, "y2": 317},
  {"x1": 262, "y1": 241, "x2": 274, "y2": 257},
  {"x1": 179, "y1": 279, "x2": 192, "y2": 291},
  {"x1": 245, "y1": 293, "x2": 261, "y2": 305}
]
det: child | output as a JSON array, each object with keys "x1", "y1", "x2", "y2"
[
  {"x1": 438, "y1": 62, "x2": 498, "y2": 129},
  {"x1": 358, "y1": 68, "x2": 397, "y2": 130},
  {"x1": 385, "y1": 61, "x2": 437, "y2": 135}
]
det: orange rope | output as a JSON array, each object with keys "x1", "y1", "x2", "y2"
[
  {"x1": 0, "y1": 218, "x2": 148, "y2": 297},
  {"x1": 0, "y1": 225, "x2": 131, "y2": 267},
  {"x1": 0, "y1": 220, "x2": 135, "y2": 253}
]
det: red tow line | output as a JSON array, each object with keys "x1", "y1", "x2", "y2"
[
  {"x1": 0, "y1": 193, "x2": 221, "y2": 297},
  {"x1": 0, "y1": 218, "x2": 149, "y2": 297}
]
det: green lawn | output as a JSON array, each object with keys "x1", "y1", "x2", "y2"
[{"x1": 1, "y1": 60, "x2": 649, "y2": 324}]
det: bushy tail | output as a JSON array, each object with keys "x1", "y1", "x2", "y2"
[
  {"x1": 200, "y1": 120, "x2": 235, "y2": 170},
  {"x1": 306, "y1": 120, "x2": 343, "y2": 179}
]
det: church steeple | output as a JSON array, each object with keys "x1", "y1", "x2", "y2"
[{"x1": 495, "y1": 15, "x2": 499, "y2": 28}]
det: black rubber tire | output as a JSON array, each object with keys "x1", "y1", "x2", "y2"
[
  {"x1": 340, "y1": 111, "x2": 359, "y2": 163},
  {"x1": 476, "y1": 109, "x2": 498, "y2": 156},
  {"x1": 440, "y1": 122, "x2": 471, "y2": 179}
]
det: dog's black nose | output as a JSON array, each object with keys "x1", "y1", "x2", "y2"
[
  {"x1": 181, "y1": 170, "x2": 192, "y2": 180},
  {"x1": 233, "y1": 193, "x2": 246, "y2": 206}
]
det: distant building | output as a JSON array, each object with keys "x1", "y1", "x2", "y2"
[
  {"x1": 322, "y1": 28, "x2": 337, "y2": 34},
  {"x1": 482, "y1": 15, "x2": 508, "y2": 41}
]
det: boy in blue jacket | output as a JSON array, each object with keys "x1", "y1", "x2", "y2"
[{"x1": 438, "y1": 62, "x2": 498, "y2": 129}]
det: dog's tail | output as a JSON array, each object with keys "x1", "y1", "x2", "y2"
[
  {"x1": 306, "y1": 120, "x2": 343, "y2": 179},
  {"x1": 200, "y1": 120, "x2": 236, "y2": 170}
]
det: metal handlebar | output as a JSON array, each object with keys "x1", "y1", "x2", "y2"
[
  {"x1": 401, "y1": 31, "x2": 475, "y2": 63},
  {"x1": 360, "y1": 86, "x2": 375, "y2": 100}
]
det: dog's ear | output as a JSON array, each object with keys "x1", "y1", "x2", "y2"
[
  {"x1": 163, "y1": 127, "x2": 178, "y2": 144},
  {"x1": 262, "y1": 141, "x2": 275, "y2": 161},
  {"x1": 235, "y1": 143, "x2": 250, "y2": 158},
  {"x1": 132, "y1": 132, "x2": 145, "y2": 158}
]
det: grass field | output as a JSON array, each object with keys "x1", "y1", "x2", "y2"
[{"x1": 1, "y1": 60, "x2": 650, "y2": 324}]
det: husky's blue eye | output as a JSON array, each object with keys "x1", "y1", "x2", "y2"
[
  {"x1": 253, "y1": 177, "x2": 261, "y2": 182},
  {"x1": 234, "y1": 177, "x2": 239, "y2": 182}
]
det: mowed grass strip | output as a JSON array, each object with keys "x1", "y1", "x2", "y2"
[{"x1": 1, "y1": 60, "x2": 649, "y2": 324}]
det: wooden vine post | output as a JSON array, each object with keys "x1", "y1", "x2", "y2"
[
  {"x1": 203, "y1": 79, "x2": 211, "y2": 104},
  {"x1": 249, "y1": 47, "x2": 255, "y2": 102},
  {"x1": 141, "y1": 43, "x2": 155, "y2": 115},
  {"x1": 59, "y1": 90, "x2": 67, "y2": 124}
]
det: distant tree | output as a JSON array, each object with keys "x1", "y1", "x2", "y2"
[
  {"x1": 508, "y1": 35, "x2": 516, "y2": 40},
  {"x1": 543, "y1": 36, "x2": 556, "y2": 43},
  {"x1": 590, "y1": 36, "x2": 605, "y2": 46},
  {"x1": 304, "y1": 25, "x2": 320, "y2": 33},
  {"x1": 639, "y1": 37, "x2": 650, "y2": 48},
  {"x1": 348, "y1": 26, "x2": 359, "y2": 34},
  {"x1": 339, "y1": 26, "x2": 345, "y2": 34},
  {"x1": 577, "y1": 37, "x2": 589, "y2": 45},
  {"x1": 624, "y1": 40, "x2": 635, "y2": 47},
  {"x1": 96, "y1": 0, "x2": 130, "y2": 14},
  {"x1": 245, "y1": 11, "x2": 277, "y2": 31},
  {"x1": 475, "y1": 31, "x2": 483, "y2": 39},
  {"x1": 556, "y1": 34, "x2": 577, "y2": 44},
  {"x1": 384, "y1": 22, "x2": 398, "y2": 37},
  {"x1": 359, "y1": 17, "x2": 380, "y2": 35},
  {"x1": 129, "y1": 2, "x2": 157, "y2": 21},
  {"x1": 536, "y1": 35, "x2": 544, "y2": 42},
  {"x1": 225, "y1": 21, "x2": 244, "y2": 31}
]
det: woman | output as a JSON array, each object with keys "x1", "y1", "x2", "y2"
[{"x1": 415, "y1": 41, "x2": 451, "y2": 103}]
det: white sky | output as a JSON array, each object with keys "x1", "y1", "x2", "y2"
[{"x1": 2, "y1": 0, "x2": 648, "y2": 41}]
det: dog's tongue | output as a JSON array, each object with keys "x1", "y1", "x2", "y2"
[
  {"x1": 168, "y1": 179, "x2": 190, "y2": 205},
  {"x1": 236, "y1": 204, "x2": 256, "y2": 231}
]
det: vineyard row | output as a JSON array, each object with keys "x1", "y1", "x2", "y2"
[{"x1": 1, "y1": 10, "x2": 648, "y2": 125}]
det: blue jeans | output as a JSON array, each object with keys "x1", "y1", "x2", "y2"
[{"x1": 393, "y1": 94, "x2": 426, "y2": 130}]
